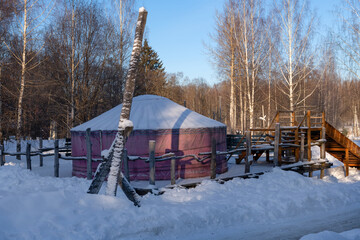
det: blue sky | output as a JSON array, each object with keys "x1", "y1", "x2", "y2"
[{"x1": 135, "y1": 0, "x2": 342, "y2": 86}]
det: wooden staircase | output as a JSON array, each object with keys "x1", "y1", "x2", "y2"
[{"x1": 312, "y1": 121, "x2": 360, "y2": 168}]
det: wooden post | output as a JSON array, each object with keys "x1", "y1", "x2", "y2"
[
  {"x1": 307, "y1": 110, "x2": 312, "y2": 161},
  {"x1": 85, "y1": 128, "x2": 92, "y2": 180},
  {"x1": 320, "y1": 162, "x2": 325, "y2": 179},
  {"x1": 245, "y1": 131, "x2": 251, "y2": 173},
  {"x1": 210, "y1": 138, "x2": 216, "y2": 179},
  {"x1": 275, "y1": 112, "x2": 279, "y2": 123},
  {"x1": 295, "y1": 128, "x2": 299, "y2": 162},
  {"x1": 26, "y1": 142, "x2": 31, "y2": 170},
  {"x1": 0, "y1": 142, "x2": 4, "y2": 166},
  {"x1": 320, "y1": 127, "x2": 326, "y2": 160},
  {"x1": 54, "y1": 139, "x2": 59, "y2": 177},
  {"x1": 345, "y1": 148, "x2": 349, "y2": 177},
  {"x1": 171, "y1": 157, "x2": 176, "y2": 185},
  {"x1": 123, "y1": 149, "x2": 130, "y2": 181},
  {"x1": 291, "y1": 111, "x2": 296, "y2": 126},
  {"x1": 16, "y1": 140, "x2": 21, "y2": 160},
  {"x1": 39, "y1": 137, "x2": 43, "y2": 167},
  {"x1": 266, "y1": 150, "x2": 270, "y2": 162},
  {"x1": 300, "y1": 134, "x2": 305, "y2": 162},
  {"x1": 149, "y1": 140, "x2": 156, "y2": 186},
  {"x1": 274, "y1": 123, "x2": 280, "y2": 166}
]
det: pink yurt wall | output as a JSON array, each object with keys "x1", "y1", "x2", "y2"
[{"x1": 71, "y1": 95, "x2": 227, "y2": 180}]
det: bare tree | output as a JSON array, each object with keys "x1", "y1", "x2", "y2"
[
  {"x1": 4, "y1": 0, "x2": 54, "y2": 152},
  {"x1": 210, "y1": 1, "x2": 238, "y2": 133},
  {"x1": 273, "y1": 0, "x2": 318, "y2": 113}
]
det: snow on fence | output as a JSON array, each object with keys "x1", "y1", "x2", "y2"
[
  {"x1": 0, "y1": 138, "x2": 79, "y2": 177},
  {"x1": 0, "y1": 124, "x2": 332, "y2": 185}
]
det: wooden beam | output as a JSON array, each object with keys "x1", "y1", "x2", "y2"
[{"x1": 345, "y1": 148, "x2": 349, "y2": 177}]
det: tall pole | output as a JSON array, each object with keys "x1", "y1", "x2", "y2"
[{"x1": 105, "y1": 7, "x2": 147, "y2": 201}]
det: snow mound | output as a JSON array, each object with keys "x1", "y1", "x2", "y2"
[{"x1": 301, "y1": 229, "x2": 360, "y2": 240}]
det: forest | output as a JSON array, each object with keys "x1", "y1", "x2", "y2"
[{"x1": 0, "y1": 0, "x2": 360, "y2": 140}]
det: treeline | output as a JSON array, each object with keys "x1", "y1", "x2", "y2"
[{"x1": 0, "y1": 0, "x2": 360, "y2": 140}]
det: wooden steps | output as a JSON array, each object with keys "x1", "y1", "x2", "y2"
[{"x1": 312, "y1": 121, "x2": 360, "y2": 167}]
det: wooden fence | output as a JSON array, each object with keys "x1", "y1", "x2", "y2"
[{"x1": 0, "y1": 125, "x2": 332, "y2": 184}]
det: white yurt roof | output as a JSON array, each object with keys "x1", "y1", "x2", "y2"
[{"x1": 71, "y1": 95, "x2": 226, "y2": 132}]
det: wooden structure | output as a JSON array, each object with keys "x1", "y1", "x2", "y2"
[{"x1": 233, "y1": 111, "x2": 360, "y2": 176}]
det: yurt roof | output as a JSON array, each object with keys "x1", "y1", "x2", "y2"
[{"x1": 71, "y1": 95, "x2": 226, "y2": 132}]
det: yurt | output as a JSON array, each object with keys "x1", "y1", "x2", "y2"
[{"x1": 71, "y1": 95, "x2": 227, "y2": 180}]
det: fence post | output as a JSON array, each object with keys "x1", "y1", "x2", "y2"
[
  {"x1": 274, "y1": 123, "x2": 280, "y2": 166},
  {"x1": 85, "y1": 128, "x2": 92, "y2": 180},
  {"x1": 26, "y1": 142, "x2": 31, "y2": 170},
  {"x1": 39, "y1": 137, "x2": 43, "y2": 167},
  {"x1": 320, "y1": 127, "x2": 326, "y2": 160},
  {"x1": 245, "y1": 131, "x2": 251, "y2": 173},
  {"x1": 149, "y1": 140, "x2": 156, "y2": 186},
  {"x1": 123, "y1": 148, "x2": 130, "y2": 181},
  {"x1": 307, "y1": 110, "x2": 312, "y2": 161},
  {"x1": 210, "y1": 138, "x2": 216, "y2": 179},
  {"x1": 54, "y1": 139, "x2": 59, "y2": 177},
  {"x1": 171, "y1": 157, "x2": 176, "y2": 185},
  {"x1": 300, "y1": 134, "x2": 305, "y2": 162},
  {"x1": 345, "y1": 148, "x2": 349, "y2": 177},
  {"x1": 0, "y1": 142, "x2": 4, "y2": 166},
  {"x1": 16, "y1": 139, "x2": 21, "y2": 160}
]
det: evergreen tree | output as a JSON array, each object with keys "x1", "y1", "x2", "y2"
[{"x1": 134, "y1": 39, "x2": 166, "y2": 96}]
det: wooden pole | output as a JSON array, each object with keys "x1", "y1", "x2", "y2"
[
  {"x1": 307, "y1": 110, "x2": 311, "y2": 161},
  {"x1": 123, "y1": 148, "x2": 129, "y2": 181},
  {"x1": 295, "y1": 128, "x2": 299, "y2": 162},
  {"x1": 300, "y1": 133, "x2": 305, "y2": 162},
  {"x1": 16, "y1": 139, "x2": 21, "y2": 160},
  {"x1": 85, "y1": 128, "x2": 92, "y2": 180},
  {"x1": 149, "y1": 140, "x2": 156, "y2": 186},
  {"x1": 0, "y1": 141, "x2": 4, "y2": 166},
  {"x1": 245, "y1": 131, "x2": 251, "y2": 173},
  {"x1": 54, "y1": 139, "x2": 59, "y2": 177},
  {"x1": 103, "y1": 8, "x2": 147, "y2": 203},
  {"x1": 39, "y1": 137, "x2": 43, "y2": 167},
  {"x1": 274, "y1": 123, "x2": 280, "y2": 166},
  {"x1": 266, "y1": 150, "x2": 270, "y2": 162},
  {"x1": 171, "y1": 157, "x2": 176, "y2": 185},
  {"x1": 210, "y1": 138, "x2": 216, "y2": 179},
  {"x1": 345, "y1": 148, "x2": 349, "y2": 177},
  {"x1": 291, "y1": 111, "x2": 296, "y2": 126},
  {"x1": 26, "y1": 142, "x2": 31, "y2": 170},
  {"x1": 320, "y1": 127, "x2": 326, "y2": 160},
  {"x1": 320, "y1": 162, "x2": 325, "y2": 179}
]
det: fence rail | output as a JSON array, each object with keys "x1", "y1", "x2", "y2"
[{"x1": 0, "y1": 124, "x2": 331, "y2": 185}]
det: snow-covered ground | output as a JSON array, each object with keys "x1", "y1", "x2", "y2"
[{"x1": 0, "y1": 140, "x2": 360, "y2": 239}]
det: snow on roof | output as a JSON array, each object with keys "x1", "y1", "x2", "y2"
[{"x1": 71, "y1": 95, "x2": 226, "y2": 132}]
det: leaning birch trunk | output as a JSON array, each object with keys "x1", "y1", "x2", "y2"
[{"x1": 105, "y1": 7, "x2": 148, "y2": 197}]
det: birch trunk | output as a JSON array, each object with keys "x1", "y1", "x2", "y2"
[
  {"x1": 70, "y1": 1, "x2": 76, "y2": 128},
  {"x1": 105, "y1": 7, "x2": 147, "y2": 197},
  {"x1": 16, "y1": 0, "x2": 28, "y2": 154}
]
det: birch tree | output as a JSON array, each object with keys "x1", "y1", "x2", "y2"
[
  {"x1": 105, "y1": 7, "x2": 147, "y2": 199},
  {"x1": 274, "y1": 0, "x2": 317, "y2": 113},
  {"x1": 235, "y1": 0, "x2": 269, "y2": 129},
  {"x1": 210, "y1": 1, "x2": 238, "y2": 133},
  {"x1": 5, "y1": 0, "x2": 54, "y2": 152}
]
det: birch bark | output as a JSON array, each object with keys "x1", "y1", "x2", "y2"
[{"x1": 105, "y1": 7, "x2": 147, "y2": 198}]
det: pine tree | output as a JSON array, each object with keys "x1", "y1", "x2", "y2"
[{"x1": 134, "y1": 39, "x2": 166, "y2": 96}]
